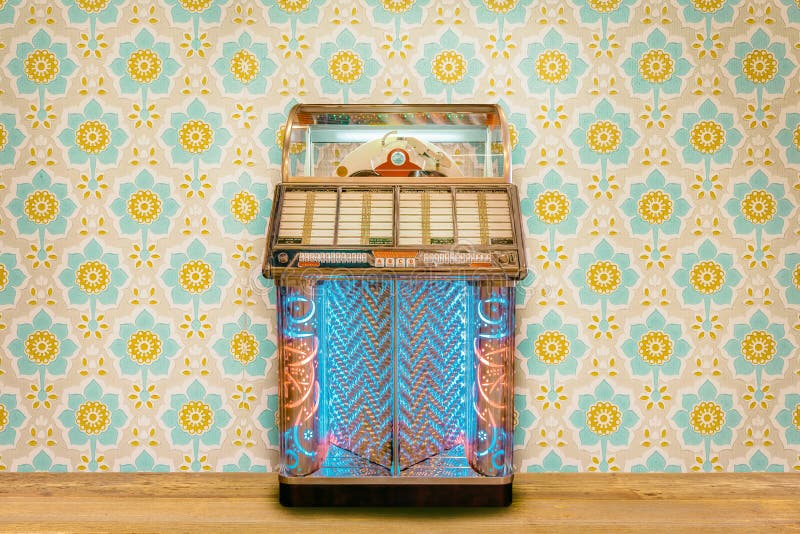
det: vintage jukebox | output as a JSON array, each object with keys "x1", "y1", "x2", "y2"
[{"x1": 262, "y1": 104, "x2": 527, "y2": 506}]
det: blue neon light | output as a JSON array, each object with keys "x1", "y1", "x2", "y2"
[
  {"x1": 476, "y1": 296, "x2": 509, "y2": 339},
  {"x1": 283, "y1": 294, "x2": 316, "y2": 338}
]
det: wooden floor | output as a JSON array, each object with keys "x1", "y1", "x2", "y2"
[{"x1": 0, "y1": 473, "x2": 798, "y2": 532}]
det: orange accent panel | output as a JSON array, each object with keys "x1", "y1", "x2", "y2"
[{"x1": 372, "y1": 250, "x2": 418, "y2": 259}]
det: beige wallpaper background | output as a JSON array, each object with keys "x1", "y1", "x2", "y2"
[{"x1": 0, "y1": 0, "x2": 799, "y2": 472}]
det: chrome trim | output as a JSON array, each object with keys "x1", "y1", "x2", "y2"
[
  {"x1": 261, "y1": 184, "x2": 283, "y2": 279},
  {"x1": 332, "y1": 185, "x2": 341, "y2": 246},
  {"x1": 281, "y1": 106, "x2": 296, "y2": 182},
  {"x1": 391, "y1": 279, "x2": 399, "y2": 476},
  {"x1": 494, "y1": 104, "x2": 511, "y2": 183},
  {"x1": 285, "y1": 175, "x2": 509, "y2": 185},
  {"x1": 392, "y1": 184, "x2": 399, "y2": 249},
  {"x1": 279, "y1": 474, "x2": 514, "y2": 486},
  {"x1": 507, "y1": 184, "x2": 528, "y2": 276},
  {"x1": 450, "y1": 185, "x2": 459, "y2": 245}
]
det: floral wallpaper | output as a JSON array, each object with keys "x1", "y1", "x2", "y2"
[{"x1": 0, "y1": 0, "x2": 799, "y2": 474}]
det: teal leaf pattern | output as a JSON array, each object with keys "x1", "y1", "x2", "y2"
[{"x1": 0, "y1": 2, "x2": 797, "y2": 474}]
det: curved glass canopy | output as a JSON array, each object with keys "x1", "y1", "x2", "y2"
[{"x1": 282, "y1": 104, "x2": 510, "y2": 183}]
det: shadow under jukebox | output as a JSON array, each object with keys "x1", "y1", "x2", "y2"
[{"x1": 262, "y1": 104, "x2": 527, "y2": 506}]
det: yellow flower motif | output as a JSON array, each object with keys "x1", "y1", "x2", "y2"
[
  {"x1": 230, "y1": 190, "x2": 259, "y2": 225},
  {"x1": 690, "y1": 0, "x2": 725, "y2": 12},
  {"x1": 24, "y1": 49, "x2": 60, "y2": 85},
  {"x1": 508, "y1": 124, "x2": 519, "y2": 149},
  {"x1": 586, "y1": 120, "x2": 622, "y2": 154},
  {"x1": 689, "y1": 401, "x2": 725, "y2": 435},
  {"x1": 127, "y1": 49, "x2": 163, "y2": 84},
  {"x1": 638, "y1": 49, "x2": 674, "y2": 84},
  {"x1": 276, "y1": 0, "x2": 310, "y2": 14},
  {"x1": 75, "y1": 0, "x2": 110, "y2": 12},
  {"x1": 23, "y1": 190, "x2": 60, "y2": 225},
  {"x1": 328, "y1": 50, "x2": 364, "y2": 85},
  {"x1": 275, "y1": 124, "x2": 305, "y2": 155},
  {"x1": 431, "y1": 49, "x2": 467, "y2": 85},
  {"x1": 534, "y1": 330, "x2": 570, "y2": 365},
  {"x1": 0, "y1": 124, "x2": 7, "y2": 151},
  {"x1": 381, "y1": 0, "x2": 414, "y2": 14},
  {"x1": 75, "y1": 401, "x2": 112, "y2": 435},
  {"x1": 275, "y1": 125, "x2": 284, "y2": 148},
  {"x1": 535, "y1": 49, "x2": 571, "y2": 84},
  {"x1": 230, "y1": 330, "x2": 259, "y2": 364},
  {"x1": 179, "y1": 259, "x2": 213, "y2": 294},
  {"x1": 0, "y1": 264, "x2": 7, "y2": 291},
  {"x1": 230, "y1": 49, "x2": 260, "y2": 84},
  {"x1": 689, "y1": 260, "x2": 725, "y2": 295},
  {"x1": 637, "y1": 190, "x2": 673, "y2": 225},
  {"x1": 534, "y1": 190, "x2": 571, "y2": 225},
  {"x1": 793, "y1": 125, "x2": 800, "y2": 151},
  {"x1": 637, "y1": 330, "x2": 673, "y2": 365},
  {"x1": 127, "y1": 330, "x2": 163, "y2": 365},
  {"x1": 484, "y1": 0, "x2": 519, "y2": 14},
  {"x1": 76, "y1": 260, "x2": 111, "y2": 294},
  {"x1": 75, "y1": 120, "x2": 112, "y2": 155},
  {"x1": 689, "y1": 120, "x2": 726, "y2": 155},
  {"x1": 742, "y1": 49, "x2": 778, "y2": 85},
  {"x1": 741, "y1": 330, "x2": 776, "y2": 365},
  {"x1": 0, "y1": 404, "x2": 7, "y2": 432},
  {"x1": 127, "y1": 189, "x2": 163, "y2": 225},
  {"x1": 178, "y1": 400, "x2": 214, "y2": 435},
  {"x1": 793, "y1": 405, "x2": 800, "y2": 431},
  {"x1": 586, "y1": 0, "x2": 622, "y2": 13},
  {"x1": 178, "y1": 0, "x2": 213, "y2": 13},
  {"x1": 178, "y1": 120, "x2": 214, "y2": 154},
  {"x1": 741, "y1": 189, "x2": 776, "y2": 225},
  {"x1": 586, "y1": 401, "x2": 622, "y2": 436},
  {"x1": 793, "y1": 265, "x2": 800, "y2": 290},
  {"x1": 24, "y1": 330, "x2": 60, "y2": 365},
  {"x1": 586, "y1": 260, "x2": 622, "y2": 295}
]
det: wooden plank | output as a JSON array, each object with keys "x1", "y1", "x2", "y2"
[
  {"x1": 0, "y1": 474, "x2": 798, "y2": 532},
  {"x1": 4, "y1": 473, "x2": 799, "y2": 499}
]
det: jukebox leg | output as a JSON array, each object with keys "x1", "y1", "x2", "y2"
[
  {"x1": 466, "y1": 283, "x2": 514, "y2": 479},
  {"x1": 277, "y1": 282, "x2": 325, "y2": 477}
]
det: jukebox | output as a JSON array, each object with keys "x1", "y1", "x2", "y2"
[{"x1": 262, "y1": 104, "x2": 527, "y2": 506}]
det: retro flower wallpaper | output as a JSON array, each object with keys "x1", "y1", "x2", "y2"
[{"x1": 0, "y1": 0, "x2": 799, "y2": 473}]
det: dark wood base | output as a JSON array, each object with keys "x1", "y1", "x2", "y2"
[{"x1": 279, "y1": 481, "x2": 512, "y2": 507}]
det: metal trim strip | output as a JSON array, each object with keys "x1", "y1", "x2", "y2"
[{"x1": 278, "y1": 474, "x2": 514, "y2": 485}]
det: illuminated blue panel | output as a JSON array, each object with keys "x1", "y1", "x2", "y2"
[
  {"x1": 468, "y1": 285, "x2": 514, "y2": 477},
  {"x1": 396, "y1": 280, "x2": 467, "y2": 469},
  {"x1": 320, "y1": 278, "x2": 470, "y2": 473},
  {"x1": 278, "y1": 285, "x2": 322, "y2": 476},
  {"x1": 322, "y1": 279, "x2": 393, "y2": 468},
  {"x1": 312, "y1": 445, "x2": 391, "y2": 477},
  {"x1": 308, "y1": 444, "x2": 480, "y2": 478}
]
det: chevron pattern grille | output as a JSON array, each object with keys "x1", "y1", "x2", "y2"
[
  {"x1": 324, "y1": 279, "x2": 394, "y2": 468},
  {"x1": 396, "y1": 280, "x2": 467, "y2": 469}
]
